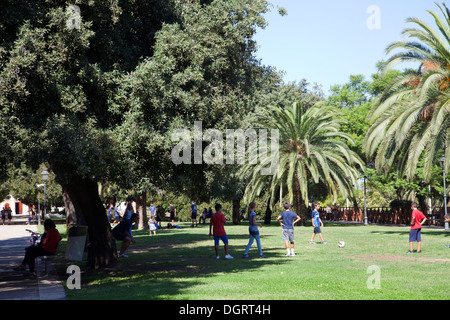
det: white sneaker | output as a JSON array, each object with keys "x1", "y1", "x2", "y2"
[
  {"x1": 119, "y1": 253, "x2": 128, "y2": 258},
  {"x1": 216, "y1": 256, "x2": 220, "y2": 259},
  {"x1": 225, "y1": 254, "x2": 234, "y2": 259},
  {"x1": 285, "y1": 253, "x2": 291, "y2": 257}
]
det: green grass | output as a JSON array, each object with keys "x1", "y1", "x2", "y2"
[{"x1": 54, "y1": 221, "x2": 450, "y2": 300}]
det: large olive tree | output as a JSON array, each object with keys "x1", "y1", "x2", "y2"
[{"x1": 1, "y1": 0, "x2": 272, "y2": 268}]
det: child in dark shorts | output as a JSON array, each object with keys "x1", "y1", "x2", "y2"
[{"x1": 112, "y1": 213, "x2": 138, "y2": 258}]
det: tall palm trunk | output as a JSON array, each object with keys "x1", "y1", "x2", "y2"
[
  {"x1": 292, "y1": 171, "x2": 308, "y2": 226},
  {"x1": 232, "y1": 198, "x2": 241, "y2": 225},
  {"x1": 264, "y1": 196, "x2": 272, "y2": 225}
]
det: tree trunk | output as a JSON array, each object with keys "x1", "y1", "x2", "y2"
[
  {"x1": 293, "y1": 172, "x2": 308, "y2": 226},
  {"x1": 63, "y1": 176, "x2": 118, "y2": 269},
  {"x1": 264, "y1": 197, "x2": 272, "y2": 225},
  {"x1": 232, "y1": 198, "x2": 241, "y2": 225},
  {"x1": 136, "y1": 193, "x2": 148, "y2": 229}
]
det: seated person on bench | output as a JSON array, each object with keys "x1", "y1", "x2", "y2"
[{"x1": 14, "y1": 219, "x2": 61, "y2": 277}]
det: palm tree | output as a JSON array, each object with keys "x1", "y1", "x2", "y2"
[
  {"x1": 364, "y1": 3, "x2": 450, "y2": 182},
  {"x1": 240, "y1": 102, "x2": 364, "y2": 223}
]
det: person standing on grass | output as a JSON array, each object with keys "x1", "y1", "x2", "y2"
[
  {"x1": 277, "y1": 202, "x2": 301, "y2": 256},
  {"x1": 169, "y1": 202, "x2": 176, "y2": 225},
  {"x1": 149, "y1": 215, "x2": 157, "y2": 236},
  {"x1": 310, "y1": 203, "x2": 327, "y2": 244},
  {"x1": 156, "y1": 206, "x2": 162, "y2": 228},
  {"x1": 190, "y1": 200, "x2": 198, "y2": 227},
  {"x1": 408, "y1": 202, "x2": 427, "y2": 253},
  {"x1": 1, "y1": 203, "x2": 12, "y2": 225},
  {"x1": 148, "y1": 202, "x2": 156, "y2": 220},
  {"x1": 242, "y1": 202, "x2": 265, "y2": 258},
  {"x1": 209, "y1": 203, "x2": 233, "y2": 260}
]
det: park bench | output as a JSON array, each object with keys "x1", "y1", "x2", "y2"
[{"x1": 39, "y1": 241, "x2": 61, "y2": 275}]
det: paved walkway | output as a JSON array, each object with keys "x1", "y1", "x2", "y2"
[{"x1": 0, "y1": 224, "x2": 66, "y2": 300}]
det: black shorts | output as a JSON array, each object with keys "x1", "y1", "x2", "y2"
[{"x1": 112, "y1": 229, "x2": 127, "y2": 241}]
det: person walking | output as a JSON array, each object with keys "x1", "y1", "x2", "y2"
[
  {"x1": 242, "y1": 202, "x2": 265, "y2": 258},
  {"x1": 277, "y1": 202, "x2": 301, "y2": 256},
  {"x1": 310, "y1": 203, "x2": 327, "y2": 244}
]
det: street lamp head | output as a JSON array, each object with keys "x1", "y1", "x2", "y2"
[
  {"x1": 41, "y1": 170, "x2": 49, "y2": 181},
  {"x1": 440, "y1": 156, "x2": 445, "y2": 168}
]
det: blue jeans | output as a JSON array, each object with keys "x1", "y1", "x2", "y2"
[{"x1": 244, "y1": 234, "x2": 263, "y2": 256}]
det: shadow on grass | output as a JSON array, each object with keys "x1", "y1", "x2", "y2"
[
  {"x1": 369, "y1": 229, "x2": 450, "y2": 237},
  {"x1": 54, "y1": 222, "x2": 292, "y2": 299},
  {"x1": 55, "y1": 220, "x2": 450, "y2": 299}
]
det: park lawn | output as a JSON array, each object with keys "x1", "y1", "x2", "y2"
[{"x1": 55, "y1": 221, "x2": 450, "y2": 300}]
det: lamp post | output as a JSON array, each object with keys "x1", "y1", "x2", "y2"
[
  {"x1": 36, "y1": 183, "x2": 45, "y2": 225},
  {"x1": 439, "y1": 156, "x2": 449, "y2": 231},
  {"x1": 364, "y1": 162, "x2": 374, "y2": 226},
  {"x1": 364, "y1": 175, "x2": 368, "y2": 226},
  {"x1": 41, "y1": 170, "x2": 49, "y2": 220}
]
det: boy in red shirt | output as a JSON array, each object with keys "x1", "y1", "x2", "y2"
[
  {"x1": 209, "y1": 203, "x2": 233, "y2": 260},
  {"x1": 408, "y1": 202, "x2": 427, "y2": 253}
]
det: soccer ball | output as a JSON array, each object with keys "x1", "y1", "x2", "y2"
[{"x1": 338, "y1": 241, "x2": 345, "y2": 248}]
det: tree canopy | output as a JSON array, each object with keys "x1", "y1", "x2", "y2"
[{"x1": 0, "y1": 0, "x2": 276, "y2": 268}]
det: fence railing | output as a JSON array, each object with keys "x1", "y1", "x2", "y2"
[{"x1": 320, "y1": 206, "x2": 447, "y2": 226}]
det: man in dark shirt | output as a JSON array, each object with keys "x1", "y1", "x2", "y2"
[{"x1": 112, "y1": 213, "x2": 138, "y2": 258}]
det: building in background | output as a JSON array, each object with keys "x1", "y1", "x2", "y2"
[{"x1": 1, "y1": 196, "x2": 30, "y2": 216}]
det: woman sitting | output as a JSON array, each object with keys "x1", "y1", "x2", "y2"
[{"x1": 14, "y1": 219, "x2": 61, "y2": 277}]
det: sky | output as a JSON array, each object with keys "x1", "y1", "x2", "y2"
[{"x1": 253, "y1": 0, "x2": 439, "y2": 95}]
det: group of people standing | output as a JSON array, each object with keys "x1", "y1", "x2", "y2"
[
  {"x1": 1, "y1": 203, "x2": 12, "y2": 225},
  {"x1": 209, "y1": 201, "x2": 327, "y2": 260},
  {"x1": 109, "y1": 198, "x2": 431, "y2": 260}
]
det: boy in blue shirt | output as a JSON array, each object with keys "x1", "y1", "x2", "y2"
[
  {"x1": 310, "y1": 203, "x2": 327, "y2": 244},
  {"x1": 148, "y1": 202, "x2": 156, "y2": 219},
  {"x1": 277, "y1": 202, "x2": 301, "y2": 256},
  {"x1": 190, "y1": 201, "x2": 198, "y2": 227}
]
